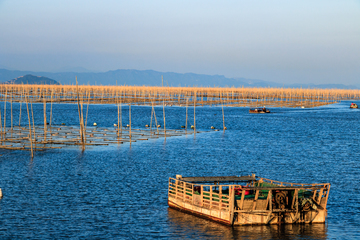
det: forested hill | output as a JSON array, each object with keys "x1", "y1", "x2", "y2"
[{"x1": 4, "y1": 74, "x2": 59, "y2": 85}]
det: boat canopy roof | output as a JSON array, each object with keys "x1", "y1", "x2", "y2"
[
  {"x1": 174, "y1": 175, "x2": 330, "y2": 189},
  {"x1": 177, "y1": 175, "x2": 256, "y2": 183}
]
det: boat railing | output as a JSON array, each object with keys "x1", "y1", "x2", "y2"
[
  {"x1": 168, "y1": 178, "x2": 230, "y2": 212},
  {"x1": 258, "y1": 177, "x2": 327, "y2": 187},
  {"x1": 169, "y1": 177, "x2": 330, "y2": 214}
]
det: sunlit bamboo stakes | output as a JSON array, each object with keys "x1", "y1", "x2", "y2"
[
  {"x1": 80, "y1": 90, "x2": 86, "y2": 147},
  {"x1": 1, "y1": 82, "x2": 360, "y2": 155},
  {"x1": 75, "y1": 77, "x2": 85, "y2": 147},
  {"x1": 129, "y1": 104, "x2": 132, "y2": 144},
  {"x1": 49, "y1": 90, "x2": 53, "y2": 140},
  {"x1": 3, "y1": 88, "x2": 7, "y2": 141},
  {"x1": 117, "y1": 92, "x2": 120, "y2": 138},
  {"x1": 193, "y1": 92, "x2": 196, "y2": 135},
  {"x1": 185, "y1": 97, "x2": 189, "y2": 132},
  {"x1": 0, "y1": 104, "x2": 2, "y2": 143},
  {"x1": 18, "y1": 87, "x2": 23, "y2": 127},
  {"x1": 163, "y1": 92, "x2": 166, "y2": 139},
  {"x1": 43, "y1": 94, "x2": 47, "y2": 142},
  {"x1": 25, "y1": 93, "x2": 34, "y2": 158},
  {"x1": 30, "y1": 99, "x2": 36, "y2": 149},
  {"x1": 10, "y1": 93, "x2": 13, "y2": 133},
  {"x1": 119, "y1": 95, "x2": 123, "y2": 136},
  {"x1": 222, "y1": 93, "x2": 226, "y2": 131},
  {"x1": 3, "y1": 84, "x2": 360, "y2": 107}
]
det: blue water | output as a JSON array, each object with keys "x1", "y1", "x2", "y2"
[{"x1": 0, "y1": 101, "x2": 359, "y2": 239}]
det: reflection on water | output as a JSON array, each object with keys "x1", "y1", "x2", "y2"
[{"x1": 167, "y1": 208, "x2": 327, "y2": 239}]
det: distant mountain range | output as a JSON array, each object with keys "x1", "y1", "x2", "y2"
[
  {"x1": 0, "y1": 68, "x2": 358, "y2": 89},
  {"x1": 5, "y1": 74, "x2": 60, "y2": 85}
]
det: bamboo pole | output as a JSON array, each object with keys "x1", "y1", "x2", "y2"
[
  {"x1": 117, "y1": 92, "x2": 120, "y2": 137},
  {"x1": 129, "y1": 104, "x2": 132, "y2": 143},
  {"x1": 4, "y1": 88, "x2": 7, "y2": 139},
  {"x1": 43, "y1": 95, "x2": 47, "y2": 142},
  {"x1": 120, "y1": 92, "x2": 122, "y2": 135},
  {"x1": 25, "y1": 94, "x2": 34, "y2": 158},
  {"x1": 75, "y1": 77, "x2": 84, "y2": 145},
  {"x1": 193, "y1": 92, "x2": 196, "y2": 135},
  {"x1": 0, "y1": 105, "x2": 2, "y2": 143},
  {"x1": 163, "y1": 93, "x2": 166, "y2": 139},
  {"x1": 10, "y1": 93, "x2": 13, "y2": 131},
  {"x1": 19, "y1": 87, "x2": 23, "y2": 127},
  {"x1": 30, "y1": 99, "x2": 36, "y2": 149},
  {"x1": 85, "y1": 91, "x2": 90, "y2": 130},
  {"x1": 150, "y1": 99, "x2": 154, "y2": 133},
  {"x1": 153, "y1": 104, "x2": 159, "y2": 134},
  {"x1": 80, "y1": 91, "x2": 85, "y2": 146},
  {"x1": 222, "y1": 94, "x2": 226, "y2": 131},
  {"x1": 161, "y1": 77, "x2": 165, "y2": 137},
  {"x1": 49, "y1": 90, "x2": 53, "y2": 139},
  {"x1": 185, "y1": 97, "x2": 188, "y2": 132}
]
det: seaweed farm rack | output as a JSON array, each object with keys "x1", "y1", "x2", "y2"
[
  {"x1": 1, "y1": 83, "x2": 360, "y2": 156},
  {"x1": 1, "y1": 84, "x2": 360, "y2": 107}
]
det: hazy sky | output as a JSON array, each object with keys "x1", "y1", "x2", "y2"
[{"x1": 0, "y1": 0, "x2": 359, "y2": 85}]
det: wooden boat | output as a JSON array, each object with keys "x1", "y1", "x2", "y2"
[
  {"x1": 350, "y1": 103, "x2": 358, "y2": 109},
  {"x1": 168, "y1": 175, "x2": 330, "y2": 226},
  {"x1": 249, "y1": 108, "x2": 270, "y2": 113}
]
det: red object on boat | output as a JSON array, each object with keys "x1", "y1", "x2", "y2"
[{"x1": 235, "y1": 186, "x2": 250, "y2": 195}]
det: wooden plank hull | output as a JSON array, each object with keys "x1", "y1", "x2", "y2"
[
  {"x1": 169, "y1": 197, "x2": 327, "y2": 225},
  {"x1": 235, "y1": 210, "x2": 327, "y2": 225},
  {"x1": 168, "y1": 196, "x2": 231, "y2": 226}
]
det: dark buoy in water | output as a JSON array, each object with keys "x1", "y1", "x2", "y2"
[
  {"x1": 181, "y1": 125, "x2": 185, "y2": 128},
  {"x1": 145, "y1": 124, "x2": 149, "y2": 127},
  {"x1": 211, "y1": 126, "x2": 215, "y2": 129}
]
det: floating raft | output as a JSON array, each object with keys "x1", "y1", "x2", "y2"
[
  {"x1": 0, "y1": 125, "x2": 195, "y2": 151},
  {"x1": 168, "y1": 175, "x2": 330, "y2": 226}
]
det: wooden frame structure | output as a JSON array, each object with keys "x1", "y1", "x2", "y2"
[{"x1": 168, "y1": 175, "x2": 330, "y2": 226}]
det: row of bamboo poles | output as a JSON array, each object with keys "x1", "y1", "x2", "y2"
[
  {"x1": 1, "y1": 83, "x2": 359, "y2": 157},
  {"x1": 1, "y1": 84, "x2": 360, "y2": 107},
  {"x1": 0, "y1": 83, "x2": 208, "y2": 157}
]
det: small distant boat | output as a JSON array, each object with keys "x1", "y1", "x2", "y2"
[
  {"x1": 249, "y1": 107, "x2": 270, "y2": 113},
  {"x1": 350, "y1": 103, "x2": 358, "y2": 109}
]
